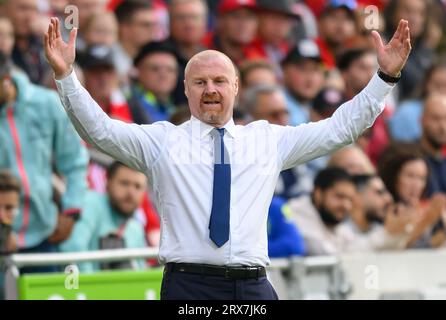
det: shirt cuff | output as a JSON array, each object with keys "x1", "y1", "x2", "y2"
[
  {"x1": 363, "y1": 72, "x2": 395, "y2": 103},
  {"x1": 54, "y1": 69, "x2": 82, "y2": 96}
]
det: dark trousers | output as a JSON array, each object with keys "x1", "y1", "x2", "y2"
[
  {"x1": 160, "y1": 267, "x2": 279, "y2": 300},
  {"x1": 18, "y1": 239, "x2": 60, "y2": 274}
]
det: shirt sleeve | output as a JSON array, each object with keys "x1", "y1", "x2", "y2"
[
  {"x1": 55, "y1": 70, "x2": 170, "y2": 172},
  {"x1": 274, "y1": 73, "x2": 395, "y2": 170}
]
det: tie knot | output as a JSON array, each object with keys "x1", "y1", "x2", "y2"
[{"x1": 216, "y1": 128, "x2": 225, "y2": 137}]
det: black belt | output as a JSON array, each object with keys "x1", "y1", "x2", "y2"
[{"x1": 165, "y1": 263, "x2": 266, "y2": 280}]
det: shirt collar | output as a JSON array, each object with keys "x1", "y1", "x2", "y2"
[{"x1": 190, "y1": 115, "x2": 237, "y2": 139}]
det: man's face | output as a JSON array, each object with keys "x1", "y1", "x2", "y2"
[
  {"x1": 342, "y1": 52, "x2": 377, "y2": 95},
  {"x1": 0, "y1": 191, "x2": 19, "y2": 226},
  {"x1": 106, "y1": 166, "x2": 147, "y2": 216},
  {"x1": 426, "y1": 68, "x2": 446, "y2": 96},
  {"x1": 184, "y1": 52, "x2": 238, "y2": 126},
  {"x1": 361, "y1": 177, "x2": 392, "y2": 223},
  {"x1": 252, "y1": 91, "x2": 289, "y2": 126},
  {"x1": 396, "y1": 0, "x2": 426, "y2": 40},
  {"x1": 258, "y1": 11, "x2": 293, "y2": 46},
  {"x1": 170, "y1": 1, "x2": 207, "y2": 46},
  {"x1": 243, "y1": 67, "x2": 277, "y2": 89},
  {"x1": 283, "y1": 60, "x2": 325, "y2": 101},
  {"x1": 319, "y1": 8, "x2": 356, "y2": 47},
  {"x1": 137, "y1": 52, "x2": 178, "y2": 98},
  {"x1": 219, "y1": 8, "x2": 257, "y2": 45},
  {"x1": 84, "y1": 14, "x2": 117, "y2": 47},
  {"x1": 7, "y1": 0, "x2": 39, "y2": 37},
  {"x1": 126, "y1": 9, "x2": 160, "y2": 48},
  {"x1": 84, "y1": 67, "x2": 117, "y2": 103},
  {"x1": 314, "y1": 181, "x2": 356, "y2": 225},
  {"x1": 396, "y1": 159, "x2": 428, "y2": 206},
  {"x1": 70, "y1": 0, "x2": 107, "y2": 29},
  {"x1": 422, "y1": 96, "x2": 446, "y2": 149},
  {"x1": 0, "y1": 19, "x2": 15, "y2": 56}
]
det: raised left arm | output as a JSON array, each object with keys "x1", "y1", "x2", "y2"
[{"x1": 276, "y1": 20, "x2": 412, "y2": 169}]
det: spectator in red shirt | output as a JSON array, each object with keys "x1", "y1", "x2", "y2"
[
  {"x1": 245, "y1": 0, "x2": 301, "y2": 71},
  {"x1": 202, "y1": 0, "x2": 258, "y2": 66},
  {"x1": 315, "y1": 0, "x2": 358, "y2": 69}
]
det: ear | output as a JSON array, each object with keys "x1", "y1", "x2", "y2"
[
  {"x1": 184, "y1": 79, "x2": 188, "y2": 98},
  {"x1": 234, "y1": 76, "x2": 239, "y2": 96},
  {"x1": 313, "y1": 188, "x2": 322, "y2": 206}
]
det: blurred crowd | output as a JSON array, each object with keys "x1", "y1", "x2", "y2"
[{"x1": 1, "y1": 0, "x2": 446, "y2": 281}]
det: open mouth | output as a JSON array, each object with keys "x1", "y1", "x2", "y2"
[{"x1": 202, "y1": 101, "x2": 221, "y2": 107}]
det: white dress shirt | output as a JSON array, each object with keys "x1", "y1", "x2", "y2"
[
  {"x1": 55, "y1": 71, "x2": 394, "y2": 267},
  {"x1": 288, "y1": 196, "x2": 408, "y2": 256}
]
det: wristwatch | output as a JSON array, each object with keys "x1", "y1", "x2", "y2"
[{"x1": 377, "y1": 68, "x2": 401, "y2": 84}]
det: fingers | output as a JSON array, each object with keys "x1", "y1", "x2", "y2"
[
  {"x1": 392, "y1": 19, "x2": 404, "y2": 41},
  {"x1": 55, "y1": 17, "x2": 61, "y2": 40},
  {"x1": 44, "y1": 32, "x2": 51, "y2": 55},
  {"x1": 371, "y1": 30, "x2": 384, "y2": 51},
  {"x1": 51, "y1": 18, "x2": 57, "y2": 43},
  {"x1": 68, "y1": 26, "x2": 77, "y2": 48}
]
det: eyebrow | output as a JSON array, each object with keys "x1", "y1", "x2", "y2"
[{"x1": 191, "y1": 76, "x2": 229, "y2": 81}]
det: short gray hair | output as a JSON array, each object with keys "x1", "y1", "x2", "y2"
[{"x1": 242, "y1": 84, "x2": 284, "y2": 116}]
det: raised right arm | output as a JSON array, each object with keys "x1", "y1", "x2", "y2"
[{"x1": 45, "y1": 18, "x2": 168, "y2": 172}]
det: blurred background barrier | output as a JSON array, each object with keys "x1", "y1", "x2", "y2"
[{"x1": 3, "y1": 248, "x2": 446, "y2": 300}]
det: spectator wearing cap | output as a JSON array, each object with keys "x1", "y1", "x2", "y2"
[
  {"x1": 166, "y1": 0, "x2": 208, "y2": 105},
  {"x1": 113, "y1": 0, "x2": 162, "y2": 87},
  {"x1": 314, "y1": 0, "x2": 358, "y2": 70},
  {"x1": 245, "y1": 0, "x2": 301, "y2": 68},
  {"x1": 310, "y1": 87, "x2": 346, "y2": 122},
  {"x1": 202, "y1": 0, "x2": 258, "y2": 65},
  {"x1": 128, "y1": 41, "x2": 179, "y2": 124},
  {"x1": 338, "y1": 48, "x2": 390, "y2": 165},
  {"x1": 77, "y1": 45, "x2": 133, "y2": 123},
  {"x1": 281, "y1": 39, "x2": 325, "y2": 126},
  {"x1": 309, "y1": 86, "x2": 349, "y2": 184}
]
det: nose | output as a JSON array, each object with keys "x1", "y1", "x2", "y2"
[
  {"x1": 204, "y1": 81, "x2": 217, "y2": 95},
  {"x1": 342, "y1": 199, "x2": 353, "y2": 213}
]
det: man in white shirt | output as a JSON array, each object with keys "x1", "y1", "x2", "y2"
[
  {"x1": 289, "y1": 169, "x2": 411, "y2": 256},
  {"x1": 288, "y1": 167, "x2": 357, "y2": 255},
  {"x1": 44, "y1": 17, "x2": 411, "y2": 299},
  {"x1": 336, "y1": 174, "x2": 412, "y2": 252}
]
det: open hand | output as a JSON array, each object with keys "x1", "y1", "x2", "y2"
[
  {"x1": 44, "y1": 17, "x2": 77, "y2": 79},
  {"x1": 372, "y1": 19, "x2": 412, "y2": 77}
]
